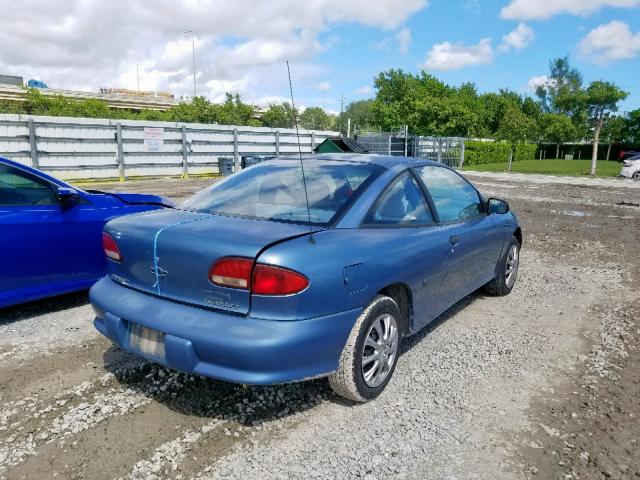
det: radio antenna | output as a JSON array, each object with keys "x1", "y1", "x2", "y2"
[{"x1": 286, "y1": 60, "x2": 313, "y2": 232}]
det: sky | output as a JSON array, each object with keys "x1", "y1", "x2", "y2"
[{"x1": 0, "y1": 0, "x2": 639, "y2": 113}]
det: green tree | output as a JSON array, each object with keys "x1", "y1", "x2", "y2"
[
  {"x1": 261, "y1": 103, "x2": 295, "y2": 128},
  {"x1": 622, "y1": 108, "x2": 640, "y2": 144},
  {"x1": 410, "y1": 97, "x2": 478, "y2": 137},
  {"x1": 601, "y1": 115, "x2": 626, "y2": 160},
  {"x1": 216, "y1": 93, "x2": 255, "y2": 126},
  {"x1": 536, "y1": 56, "x2": 583, "y2": 115},
  {"x1": 75, "y1": 99, "x2": 111, "y2": 118},
  {"x1": 337, "y1": 99, "x2": 375, "y2": 134},
  {"x1": 584, "y1": 81, "x2": 628, "y2": 175},
  {"x1": 540, "y1": 113, "x2": 578, "y2": 158},
  {"x1": 370, "y1": 69, "x2": 424, "y2": 130},
  {"x1": 300, "y1": 107, "x2": 331, "y2": 131},
  {"x1": 495, "y1": 106, "x2": 539, "y2": 143}
]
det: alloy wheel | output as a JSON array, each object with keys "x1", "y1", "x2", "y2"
[
  {"x1": 361, "y1": 313, "x2": 399, "y2": 388},
  {"x1": 505, "y1": 244, "x2": 519, "y2": 288}
]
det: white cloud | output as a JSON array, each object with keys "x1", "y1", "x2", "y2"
[
  {"x1": 354, "y1": 85, "x2": 373, "y2": 95},
  {"x1": 525, "y1": 75, "x2": 556, "y2": 92},
  {"x1": 501, "y1": 0, "x2": 640, "y2": 20},
  {"x1": 316, "y1": 81, "x2": 332, "y2": 91},
  {"x1": 499, "y1": 23, "x2": 534, "y2": 52},
  {"x1": 396, "y1": 27, "x2": 412, "y2": 54},
  {"x1": 0, "y1": 0, "x2": 428, "y2": 102},
  {"x1": 579, "y1": 20, "x2": 640, "y2": 64},
  {"x1": 423, "y1": 38, "x2": 493, "y2": 71}
]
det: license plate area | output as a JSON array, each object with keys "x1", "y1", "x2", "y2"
[{"x1": 127, "y1": 323, "x2": 166, "y2": 360}]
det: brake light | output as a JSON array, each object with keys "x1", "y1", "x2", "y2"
[
  {"x1": 102, "y1": 232, "x2": 122, "y2": 262},
  {"x1": 209, "y1": 257, "x2": 309, "y2": 295},
  {"x1": 252, "y1": 264, "x2": 309, "y2": 295},
  {"x1": 209, "y1": 257, "x2": 253, "y2": 289}
]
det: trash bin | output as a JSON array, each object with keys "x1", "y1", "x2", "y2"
[
  {"x1": 242, "y1": 156, "x2": 261, "y2": 168},
  {"x1": 217, "y1": 157, "x2": 234, "y2": 176},
  {"x1": 242, "y1": 155, "x2": 275, "y2": 168}
]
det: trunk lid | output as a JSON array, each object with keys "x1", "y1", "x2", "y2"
[{"x1": 104, "y1": 209, "x2": 315, "y2": 315}]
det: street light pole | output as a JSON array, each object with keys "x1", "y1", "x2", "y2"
[
  {"x1": 136, "y1": 63, "x2": 140, "y2": 93},
  {"x1": 184, "y1": 30, "x2": 197, "y2": 97}
]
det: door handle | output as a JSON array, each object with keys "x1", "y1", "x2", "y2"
[{"x1": 449, "y1": 235, "x2": 460, "y2": 245}]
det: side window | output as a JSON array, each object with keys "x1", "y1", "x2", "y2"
[
  {"x1": 366, "y1": 172, "x2": 433, "y2": 226},
  {"x1": 416, "y1": 166, "x2": 482, "y2": 222},
  {"x1": 0, "y1": 164, "x2": 58, "y2": 206}
]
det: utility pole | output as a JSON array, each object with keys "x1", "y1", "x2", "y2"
[
  {"x1": 184, "y1": 30, "x2": 197, "y2": 97},
  {"x1": 136, "y1": 63, "x2": 140, "y2": 93}
]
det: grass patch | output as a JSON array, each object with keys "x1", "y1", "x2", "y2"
[{"x1": 462, "y1": 159, "x2": 621, "y2": 177}]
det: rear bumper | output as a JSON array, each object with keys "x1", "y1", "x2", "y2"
[{"x1": 90, "y1": 277, "x2": 361, "y2": 385}]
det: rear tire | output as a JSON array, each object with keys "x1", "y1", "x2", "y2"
[
  {"x1": 633, "y1": 171, "x2": 640, "y2": 181},
  {"x1": 328, "y1": 295, "x2": 401, "y2": 402},
  {"x1": 483, "y1": 236, "x2": 520, "y2": 296}
]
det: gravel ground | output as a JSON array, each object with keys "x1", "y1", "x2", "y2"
[{"x1": 0, "y1": 172, "x2": 638, "y2": 480}]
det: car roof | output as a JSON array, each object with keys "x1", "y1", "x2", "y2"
[{"x1": 274, "y1": 153, "x2": 443, "y2": 169}]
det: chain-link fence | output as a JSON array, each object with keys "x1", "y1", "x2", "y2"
[
  {"x1": 355, "y1": 129, "x2": 465, "y2": 168},
  {"x1": 413, "y1": 136, "x2": 464, "y2": 167}
]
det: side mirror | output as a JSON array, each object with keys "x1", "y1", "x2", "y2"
[
  {"x1": 56, "y1": 186, "x2": 80, "y2": 208},
  {"x1": 487, "y1": 197, "x2": 509, "y2": 215}
]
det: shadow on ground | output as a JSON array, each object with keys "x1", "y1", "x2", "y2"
[
  {"x1": 0, "y1": 290, "x2": 89, "y2": 325},
  {"x1": 102, "y1": 290, "x2": 484, "y2": 419}
]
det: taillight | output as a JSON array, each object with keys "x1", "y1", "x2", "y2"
[
  {"x1": 252, "y1": 264, "x2": 309, "y2": 295},
  {"x1": 209, "y1": 257, "x2": 253, "y2": 289},
  {"x1": 209, "y1": 257, "x2": 309, "y2": 295},
  {"x1": 102, "y1": 232, "x2": 122, "y2": 262}
]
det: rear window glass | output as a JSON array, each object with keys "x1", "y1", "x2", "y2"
[{"x1": 182, "y1": 161, "x2": 382, "y2": 225}]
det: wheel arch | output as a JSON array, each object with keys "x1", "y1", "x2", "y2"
[
  {"x1": 513, "y1": 227, "x2": 523, "y2": 246},
  {"x1": 375, "y1": 283, "x2": 413, "y2": 336}
]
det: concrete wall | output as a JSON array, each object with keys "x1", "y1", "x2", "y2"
[{"x1": 0, "y1": 114, "x2": 337, "y2": 180}]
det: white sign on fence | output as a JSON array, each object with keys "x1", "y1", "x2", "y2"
[{"x1": 143, "y1": 127, "x2": 164, "y2": 152}]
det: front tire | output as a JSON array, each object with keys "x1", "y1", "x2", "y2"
[
  {"x1": 328, "y1": 295, "x2": 401, "y2": 402},
  {"x1": 633, "y1": 171, "x2": 640, "y2": 181},
  {"x1": 483, "y1": 236, "x2": 520, "y2": 296}
]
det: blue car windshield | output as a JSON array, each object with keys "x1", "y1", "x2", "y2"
[{"x1": 182, "y1": 160, "x2": 382, "y2": 225}]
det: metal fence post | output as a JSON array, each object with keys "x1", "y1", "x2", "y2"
[
  {"x1": 275, "y1": 130, "x2": 280, "y2": 157},
  {"x1": 116, "y1": 123, "x2": 125, "y2": 182},
  {"x1": 507, "y1": 147, "x2": 514, "y2": 173},
  {"x1": 27, "y1": 118, "x2": 39, "y2": 169},
  {"x1": 437, "y1": 139, "x2": 442, "y2": 163},
  {"x1": 459, "y1": 139, "x2": 465, "y2": 168},
  {"x1": 388, "y1": 135, "x2": 392, "y2": 155},
  {"x1": 311, "y1": 132, "x2": 316, "y2": 151},
  {"x1": 233, "y1": 128, "x2": 239, "y2": 172},
  {"x1": 403, "y1": 125, "x2": 408, "y2": 157},
  {"x1": 181, "y1": 125, "x2": 189, "y2": 178}
]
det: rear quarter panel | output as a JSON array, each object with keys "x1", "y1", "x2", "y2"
[{"x1": 252, "y1": 227, "x2": 439, "y2": 323}]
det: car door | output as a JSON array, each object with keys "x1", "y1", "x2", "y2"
[
  {"x1": 414, "y1": 165, "x2": 504, "y2": 306},
  {"x1": 0, "y1": 164, "x2": 103, "y2": 305},
  {"x1": 361, "y1": 170, "x2": 451, "y2": 330}
]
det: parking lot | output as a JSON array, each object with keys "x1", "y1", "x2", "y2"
[{"x1": 1, "y1": 172, "x2": 639, "y2": 480}]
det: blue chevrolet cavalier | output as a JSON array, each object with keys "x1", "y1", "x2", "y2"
[
  {"x1": 90, "y1": 154, "x2": 521, "y2": 402},
  {"x1": 0, "y1": 157, "x2": 173, "y2": 308}
]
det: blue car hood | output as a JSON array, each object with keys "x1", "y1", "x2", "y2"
[{"x1": 87, "y1": 190, "x2": 174, "y2": 208}]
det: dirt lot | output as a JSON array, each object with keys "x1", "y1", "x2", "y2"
[{"x1": 0, "y1": 172, "x2": 638, "y2": 480}]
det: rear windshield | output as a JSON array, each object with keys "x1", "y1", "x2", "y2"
[{"x1": 181, "y1": 160, "x2": 382, "y2": 225}]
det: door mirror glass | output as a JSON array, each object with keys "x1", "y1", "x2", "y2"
[
  {"x1": 56, "y1": 186, "x2": 80, "y2": 207},
  {"x1": 487, "y1": 198, "x2": 509, "y2": 215}
]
